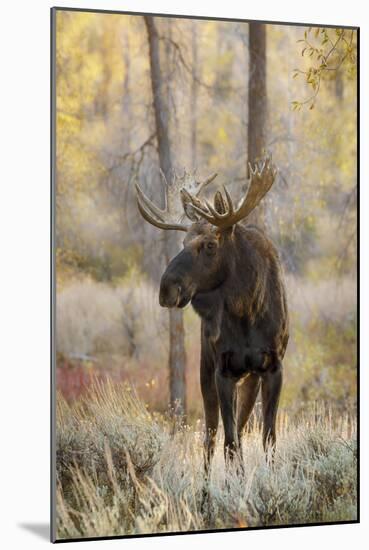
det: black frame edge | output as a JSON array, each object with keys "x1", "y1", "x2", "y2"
[
  {"x1": 51, "y1": 6, "x2": 57, "y2": 544},
  {"x1": 356, "y1": 25, "x2": 360, "y2": 525}
]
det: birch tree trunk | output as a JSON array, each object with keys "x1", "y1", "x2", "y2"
[{"x1": 144, "y1": 16, "x2": 187, "y2": 416}]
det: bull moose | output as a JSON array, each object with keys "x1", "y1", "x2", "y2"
[{"x1": 135, "y1": 156, "x2": 289, "y2": 474}]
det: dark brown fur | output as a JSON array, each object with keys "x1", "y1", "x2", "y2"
[{"x1": 159, "y1": 220, "x2": 289, "y2": 474}]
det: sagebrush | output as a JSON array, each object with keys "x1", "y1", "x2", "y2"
[{"x1": 56, "y1": 379, "x2": 357, "y2": 540}]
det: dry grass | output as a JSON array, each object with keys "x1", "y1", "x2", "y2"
[
  {"x1": 56, "y1": 274, "x2": 356, "y2": 359},
  {"x1": 55, "y1": 274, "x2": 356, "y2": 416},
  {"x1": 56, "y1": 276, "x2": 168, "y2": 360},
  {"x1": 56, "y1": 379, "x2": 357, "y2": 540},
  {"x1": 285, "y1": 274, "x2": 356, "y2": 326}
]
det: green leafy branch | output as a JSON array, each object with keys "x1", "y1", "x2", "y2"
[{"x1": 292, "y1": 27, "x2": 356, "y2": 111}]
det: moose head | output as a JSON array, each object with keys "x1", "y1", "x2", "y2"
[{"x1": 135, "y1": 157, "x2": 277, "y2": 311}]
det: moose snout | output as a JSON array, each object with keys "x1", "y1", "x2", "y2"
[
  {"x1": 159, "y1": 249, "x2": 194, "y2": 308},
  {"x1": 159, "y1": 274, "x2": 181, "y2": 308}
]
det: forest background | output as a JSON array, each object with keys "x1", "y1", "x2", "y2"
[{"x1": 55, "y1": 12, "x2": 357, "y2": 420}]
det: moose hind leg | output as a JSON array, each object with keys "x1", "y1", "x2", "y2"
[
  {"x1": 215, "y1": 369, "x2": 238, "y2": 464},
  {"x1": 261, "y1": 362, "x2": 283, "y2": 453},
  {"x1": 237, "y1": 374, "x2": 261, "y2": 453}
]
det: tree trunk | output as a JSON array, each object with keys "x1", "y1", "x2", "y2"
[
  {"x1": 191, "y1": 22, "x2": 198, "y2": 169},
  {"x1": 122, "y1": 33, "x2": 131, "y2": 150},
  {"x1": 144, "y1": 16, "x2": 187, "y2": 416},
  {"x1": 247, "y1": 23, "x2": 267, "y2": 227}
]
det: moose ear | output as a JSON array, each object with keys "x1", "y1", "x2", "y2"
[{"x1": 216, "y1": 225, "x2": 234, "y2": 239}]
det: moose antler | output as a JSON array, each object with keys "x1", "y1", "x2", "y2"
[
  {"x1": 135, "y1": 170, "x2": 217, "y2": 231},
  {"x1": 185, "y1": 155, "x2": 277, "y2": 230}
]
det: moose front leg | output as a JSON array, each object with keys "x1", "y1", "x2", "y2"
[
  {"x1": 200, "y1": 360, "x2": 219, "y2": 479},
  {"x1": 261, "y1": 362, "x2": 283, "y2": 453},
  {"x1": 215, "y1": 368, "x2": 239, "y2": 463}
]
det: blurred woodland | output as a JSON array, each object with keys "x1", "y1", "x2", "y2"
[{"x1": 55, "y1": 12, "x2": 357, "y2": 419}]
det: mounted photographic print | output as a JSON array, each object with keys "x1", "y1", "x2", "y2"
[{"x1": 51, "y1": 7, "x2": 359, "y2": 543}]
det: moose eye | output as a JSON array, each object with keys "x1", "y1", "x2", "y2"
[{"x1": 205, "y1": 241, "x2": 217, "y2": 254}]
